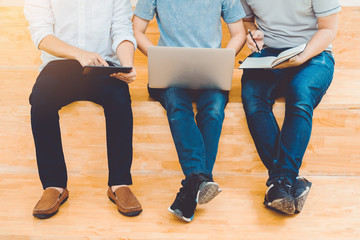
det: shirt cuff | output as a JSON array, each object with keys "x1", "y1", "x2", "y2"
[
  {"x1": 33, "y1": 31, "x2": 55, "y2": 49},
  {"x1": 315, "y1": 5, "x2": 341, "y2": 18},
  {"x1": 112, "y1": 35, "x2": 137, "y2": 54},
  {"x1": 134, "y1": 10, "x2": 155, "y2": 21},
  {"x1": 224, "y1": 13, "x2": 246, "y2": 24}
]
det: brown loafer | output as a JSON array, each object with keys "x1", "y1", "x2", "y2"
[
  {"x1": 33, "y1": 188, "x2": 69, "y2": 219},
  {"x1": 107, "y1": 186, "x2": 142, "y2": 217}
]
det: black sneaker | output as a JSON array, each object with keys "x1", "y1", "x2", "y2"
[
  {"x1": 168, "y1": 179, "x2": 197, "y2": 222},
  {"x1": 189, "y1": 173, "x2": 221, "y2": 205},
  {"x1": 168, "y1": 173, "x2": 221, "y2": 222},
  {"x1": 264, "y1": 177, "x2": 296, "y2": 214},
  {"x1": 293, "y1": 176, "x2": 312, "y2": 213}
]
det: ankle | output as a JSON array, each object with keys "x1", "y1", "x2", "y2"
[
  {"x1": 111, "y1": 185, "x2": 128, "y2": 192},
  {"x1": 46, "y1": 187, "x2": 64, "y2": 194}
]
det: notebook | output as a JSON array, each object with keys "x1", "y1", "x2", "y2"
[
  {"x1": 239, "y1": 44, "x2": 307, "y2": 69},
  {"x1": 148, "y1": 46, "x2": 235, "y2": 91}
]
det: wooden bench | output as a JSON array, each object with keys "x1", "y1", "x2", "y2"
[
  {"x1": 1, "y1": 6, "x2": 359, "y2": 176},
  {"x1": 1, "y1": 5, "x2": 360, "y2": 240}
]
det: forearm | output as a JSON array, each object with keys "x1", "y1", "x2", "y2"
[
  {"x1": 295, "y1": 13, "x2": 338, "y2": 63},
  {"x1": 38, "y1": 35, "x2": 82, "y2": 60},
  {"x1": 116, "y1": 40, "x2": 135, "y2": 67},
  {"x1": 134, "y1": 31, "x2": 154, "y2": 57},
  {"x1": 300, "y1": 29, "x2": 337, "y2": 62},
  {"x1": 225, "y1": 20, "x2": 247, "y2": 55},
  {"x1": 226, "y1": 34, "x2": 246, "y2": 55}
]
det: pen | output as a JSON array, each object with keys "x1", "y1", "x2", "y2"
[{"x1": 248, "y1": 29, "x2": 261, "y2": 53}]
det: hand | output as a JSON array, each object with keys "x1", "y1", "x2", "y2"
[
  {"x1": 111, "y1": 67, "x2": 137, "y2": 84},
  {"x1": 75, "y1": 49, "x2": 109, "y2": 67},
  {"x1": 246, "y1": 30, "x2": 264, "y2": 53},
  {"x1": 274, "y1": 54, "x2": 306, "y2": 69}
]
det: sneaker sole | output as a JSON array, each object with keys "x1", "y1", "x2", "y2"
[
  {"x1": 168, "y1": 207, "x2": 193, "y2": 223},
  {"x1": 264, "y1": 198, "x2": 296, "y2": 215},
  {"x1": 295, "y1": 182, "x2": 312, "y2": 213},
  {"x1": 197, "y1": 182, "x2": 221, "y2": 205},
  {"x1": 33, "y1": 196, "x2": 68, "y2": 219}
]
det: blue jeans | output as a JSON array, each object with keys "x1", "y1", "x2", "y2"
[
  {"x1": 149, "y1": 87, "x2": 228, "y2": 178},
  {"x1": 241, "y1": 49, "x2": 335, "y2": 184}
]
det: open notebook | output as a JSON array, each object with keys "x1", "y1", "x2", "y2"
[{"x1": 239, "y1": 44, "x2": 307, "y2": 69}]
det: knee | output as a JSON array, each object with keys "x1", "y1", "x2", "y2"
[
  {"x1": 241, "y1": 83, "x2": 258, "y2": 113},
  {"x1": 29, "y1": 87, "x2": 59, "y2": 112},
  {"x1": 286, "y1": 101, "x2": 313, "y2": 120},
  {"x1": 241, "y1": 91, "x2": 269, "y2": 118},
  {"x1": 196, "y1": 92, "x2": 227, "y2": 124},
  {"x1": 286, "y1": 87, "x2": 315, "y2": 118},
  {"x1": 162, "y1": 88, "x2": 192, "y2": 115},
  {"x1": 102, "y1": 85, "x2": 131, "y2": 109},
  {"x1": 241, "y1": 88, "x2": 253, "y2": 109},
  {"x1": 166, "y1": 100, "x2": 193, "y2": 121},
  {"x1": 200, "y1": 99, "x2": 225, "y2": 122},
  {"x1": 204, "y1": 107, "x2": 225, "y2": 123}
]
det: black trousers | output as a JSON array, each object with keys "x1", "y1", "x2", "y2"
[{"x1": 30, "y1": 60, "x2": 133, "y2": 189}]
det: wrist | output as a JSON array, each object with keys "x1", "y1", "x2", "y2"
[
  {"x1": 72, "y1": 48, "x2": 85, "y2": 61},
  {"x1": 297, "y1": 53, "x2": 308, "y2": 64},
  {"x1": 120, "y1": 62, "x2": 134, "y2": 68}
]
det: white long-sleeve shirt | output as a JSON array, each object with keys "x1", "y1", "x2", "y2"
[{"x1": 24, "y1": 0, "x2": 137, "y2": 71}]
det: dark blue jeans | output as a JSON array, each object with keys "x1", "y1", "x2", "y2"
[
  {"x1": 241, "y1": 49, "x2": 335, "y2": 184},
  {"x1": 149, "y1": 87, "x2": 228, "y2": 178},
  {"x1": 30, "y1": 60, "x2": 133, "y2": 189}
]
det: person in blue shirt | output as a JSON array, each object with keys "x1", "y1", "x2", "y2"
[{"x1": 133, "y1": 0, "x2": 246, "y2": 222}]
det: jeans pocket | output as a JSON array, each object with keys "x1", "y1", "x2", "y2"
[{"x1": 324, "y1": 51, "x2": 336, "y2": 66}]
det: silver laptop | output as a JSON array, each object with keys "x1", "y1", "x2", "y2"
[{"x1": 148, "y1": 46, "x2": 235, "y2": 91}]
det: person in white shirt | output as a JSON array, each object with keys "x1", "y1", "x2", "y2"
[{"x1": 24, "y1": 0, "x2": 142, "y2": 219}]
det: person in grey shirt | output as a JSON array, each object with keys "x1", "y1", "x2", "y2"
[{"x1": 240, "y1": 0, "x2": 340, "y2": 214}]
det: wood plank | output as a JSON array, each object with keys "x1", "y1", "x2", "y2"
[
  {"x1": 1, "y1": 69, "x2": 359, "y2": 106},
  {"x1": 0, "y1": 174, "x2": 359, "y2": 239},
  {"x1": 1, "y1": 5, "x2": 360, "y2": 240},
  {"x1": 1, "y1": 7, "x2": 359, "y2": 69},
  {"x1": 1, "y1": 102, "x2": 360, "y2": 175}
]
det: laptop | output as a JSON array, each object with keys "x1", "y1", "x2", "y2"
[{"x1": 148, "y1": 46, "x2": 235, "y2": 91}]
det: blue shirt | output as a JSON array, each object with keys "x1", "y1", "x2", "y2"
[{"x1": 134, "y1": 0, "x2": 246, "y2": 48}]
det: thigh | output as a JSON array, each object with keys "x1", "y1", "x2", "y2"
[
  {"x1": 241, "y1": 68, "x2": 285, "y2": 114},
  {"x1": 159, "y1": 87, "x2": 193, "y2": 112},
  {"x1": 195, "y1": 89, "x2": 228, "y2": 113},
  {"x1": 241, "y1": 49, "x2": 288, "y2": 107},
  {"x1": 286, "y1": 51, "x2": 335, "y2": 108},
  {"x1": 85, "y1": 75, "x2": 131, "y2": 107},
  {"x1": 30, "y1": 60, "x2": 85, "y2": 108}
]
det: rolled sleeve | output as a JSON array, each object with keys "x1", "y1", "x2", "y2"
[
  {"x1": 312, "y1": 0, "x2": 341, "y2": 18},
  {"x1": 111, "y1": 0, "x2": 137, "y2": 53},
  {"x1": 24, "y1": 0, "x2": 55, "y2": 49},
  {"x1": 240, "y1": 0, "x2": 255, "y2": 19},
  {"x1": 134, "y1": 0, "x2": 157, "y2": 21}
]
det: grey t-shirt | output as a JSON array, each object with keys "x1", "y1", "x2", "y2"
[{"x1": 240, "y1": 0, "x2": 341, "y2": 51}]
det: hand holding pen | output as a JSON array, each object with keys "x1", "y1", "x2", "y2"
[{"x1": 246, "y1": 29, "x2": 264, "y2": 53}]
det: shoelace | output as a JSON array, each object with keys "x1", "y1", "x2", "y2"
[{"x1": 273, "y1": 178, "x2": 292, "y2": 194}]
